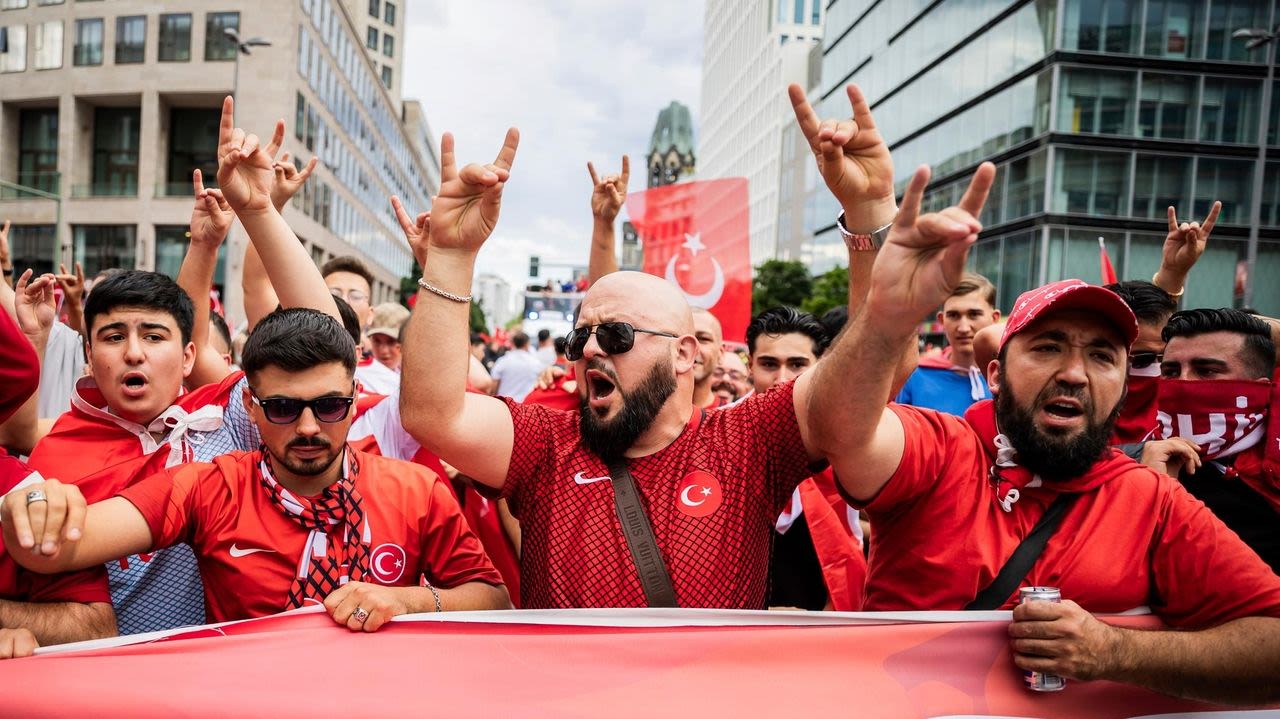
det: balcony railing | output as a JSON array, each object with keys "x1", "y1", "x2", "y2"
[
  {"x1": 70, "y1": 181, "x2": 139, "y2": 198},
  {"x1": 0, "y1": 172, "x2": 61, "y2": 199},
  {"x1": 156, "y1": 179, "x2": 217, "y2": 198}
]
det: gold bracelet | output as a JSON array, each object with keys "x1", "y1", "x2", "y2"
[{"x1": 1152, "y1": 272, "x2": 1185, "y2": 298}]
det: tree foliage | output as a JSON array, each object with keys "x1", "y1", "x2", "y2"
[
  {"x1": 801, "y1": 266, "x2": 848, "y2": 318},
  {"x1": 752, "y1": 259, "x2": 812, "y2": 314}
]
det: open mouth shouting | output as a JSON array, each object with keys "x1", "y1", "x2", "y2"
[
  {"x1": 1039, "y1": 396, "x2": 1085, "y2": 430},
  {"x1": 585, "y1": 368, "x2": 618, "y2": 414},
  {"x1": 120, "y1": 371, "x2": 150, "y2": 399}
]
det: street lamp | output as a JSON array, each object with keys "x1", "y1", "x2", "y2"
[
  {"x1": 1232, "y1": 26, "x2": 1277, "y2": 310},
  {"x1": 223, "y1": 28, "x2": 271, "y2": 101}
]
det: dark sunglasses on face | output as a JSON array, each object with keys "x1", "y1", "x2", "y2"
[
  {"x1": 564, "y1": 322, "x2": 679, "y2": 361},
  {"x1": 1129, "y1": 352, "x2": 1163, "y2": 370},
  {"x1": 249, "y1": 388, "x2": 356, "y2": 425}
]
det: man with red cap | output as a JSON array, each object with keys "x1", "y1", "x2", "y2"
[{"x1": 817, "y1": 152, "x2": 1280, "y2": 704}]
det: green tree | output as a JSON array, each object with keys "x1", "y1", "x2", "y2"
[
  {"x1": 752, "y1": 259, "x2": 812, "y2": 314},
  {"x1": 469, "y1": 298, "x2": 488, "y2": 334},
  {"x1": 801, "y1": 266, "x2": 848, "y2": 318},
  {"x1": 402, "y1": 260, "x2": 488, "y2": 334}
]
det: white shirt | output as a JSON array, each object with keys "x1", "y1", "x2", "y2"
[
  {"x1": 39, "y1": 321, "x2": 87, "y2": 419},
  {"x1": 354, "y1": 359, "x2": 400, "y2": 396},
  {"x1": 490, "y1": 349, "x2": 545, "y2": 402}
]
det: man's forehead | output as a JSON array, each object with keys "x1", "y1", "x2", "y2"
[
  {"x1": 753, "y1": 332, "x2": 817, "y2": 359},
  {"x1": 944, "y1": 292, "x2": 994, "y2": 313},
  {"x1": 1164, "y1": 331, "x2": 1246, "y2": 358},
  {"x1": 1016, "y1": 310, "x2": 1125, "y2": 348},
  {"x1": 91, "y1": 306, "x2": 180, "y2": 332},
  {"x1": 251, "y1": 361, "x2": 353, "y2": 394},
  {"x1": 324, "y1": 271, "x2": 370, "y2": 293}
]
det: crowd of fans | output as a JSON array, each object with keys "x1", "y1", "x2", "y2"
[{"x1": 0, "y1": 86, "x2": 1276, "y2": 707}]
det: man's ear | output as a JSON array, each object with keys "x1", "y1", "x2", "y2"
[
  {"x1": 181, "y1": 342, "x2": 197, "y2": 379},
  {"x1": 241, "y1": 385, "x2": 255, "y2": 418},
  {"x1": 936, "y1": 311, "x2": 945, "y2": 326},
  {"x1": 987, "y1": 358, "x2": 1002, "y2": 395},
  {"x1": 990, "y1": 309, "x2": 1001, "y2": 322},
  {"x1": 674, "y1": 335, "x2": 698, "y2": 374}
]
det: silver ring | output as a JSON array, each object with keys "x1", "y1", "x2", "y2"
[
  {"x1": 352, "y1": 606, "x2": 369, "y2": 623},
  {"x1": 25, "y1": 489, "x2": 47, "y2": 505}
]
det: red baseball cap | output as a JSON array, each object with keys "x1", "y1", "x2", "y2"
[{"x1": 1000, "y1": 279, "x2": 1138, "y2": 351}]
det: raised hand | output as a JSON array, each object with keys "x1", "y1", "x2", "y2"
[
  {"x1": 390, "y1": 196, "x2": 430, "y2": 267},
  {"x1": 0, "y1": 220, "x2": 11, "y2": 273},
  {"x1": 54, "y1": 261, "x2": 85, "y2": 308},
  {"x1": 588, "y1": 156, "x2": 629, "y2": 223},
  {"x1": 789, "y1": 83, "x2": 896, "y2": 230},
  {"x1": 215, "y1": 96, "x2": 280, "y2": 217},
  {"x1": 428, "y1": 129, "x2": 519, "y2": 255},
  {"x1": 13, "y1": 270, "x2": 57, "y2": 338},
  {"x1": 1160, "y1": 201, "x2": 1220, "y2": 282},
  {"x1": 272, "y1": 150, "x2": 319, "y2": 212},
  {"x1": 869, "y1": 162, "x2": 996, "y2": 326},
  {"x1": 190, "y1": 169, "x2": 234, "y2": 247}
]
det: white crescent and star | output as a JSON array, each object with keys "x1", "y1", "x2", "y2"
[
  {"x1": 680, "y1": 484, "x2": 708, "y2": 507},
  {"x1": 665, "y1": 232, "x2": 725, "y2": 309}
]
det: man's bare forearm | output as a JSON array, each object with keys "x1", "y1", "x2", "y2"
[
  {"x1": 238, "y1": 208, "x2": 339, "y2": 322},
  {"x1": 401, "y1": 249, "x2": 476, "y2": 440},
  {"x1": 176, "y1": 240, "x2": 229, "y2": 387},
  {"x1": 1104, "y1": 616, "x2": 1280, "y2": 705},
  {"x1": 587, "y1": 217, "x2": 619, "y2": 285},
  {"x1": 0, "y1": 599, "x2": 115, "y2": 646},
  {"x1": 431, "y1": 581, "x2": 512, "y2": 612}
]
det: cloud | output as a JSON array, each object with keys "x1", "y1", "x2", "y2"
[{"x1": 401, "y1": 1, "x2": 705, "y2": 300}]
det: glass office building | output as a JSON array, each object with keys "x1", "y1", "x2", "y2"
[{"x1": 807, "y1": 0, "x2": 1280, "y2": 314}]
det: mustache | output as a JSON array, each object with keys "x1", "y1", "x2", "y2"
[
  {"x1": 1036, "y1": 384, "x2": 1093, "y2": 413},
  {"x1": 288, "y1": 436, "x2": 331, "y2": 449},
  {"x1": 585, "y1": 358, "x2": 621, "y2": 385}
]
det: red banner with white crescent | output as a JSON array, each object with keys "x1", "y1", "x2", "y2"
[
  {"x1": 0, "y1": 608, "x2": 1254, "y2": 717},
  {"x1": 626, "y1": 179, "x2": 751, "y2": 343}
]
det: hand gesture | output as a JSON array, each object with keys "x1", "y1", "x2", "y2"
[
  {"x1": 14, "y1": 270, "x2": 58, "y2": 338},
  {"x1": 190, "y1": 169, "x2": 234, "y2": 248},
  {"x1": 54, "y1": 261, "x2": 85, "y2": 308},
  {"x1": 0, "y1": 479, "x2": 86, "y2": 558},
  {"x1": 1161, "y1": 202, "x2": 1220, "y2": 278},
  {"x1": 869, "y1": 163, "x2": 995, "y2": 326},
  {"x1": 272, "y1": 150, "x2": 319, "y2": 212},
  {"x1": 789, "y1": 83, "x2": 896, "y2": 230},
  {"x1": 1009, "y1": 599, "x2": 1121, "y2": 681},
  {"x1": 390, "y1": 196, "x2": 431, "y2": 268},
  {"x1": 1140, "y1": 437, "x2": 1202, "y2": 477},
  {"x1": 215, "y1": 96, "x2": 280, "y2": 217},
  {"x1": 323, "y1": 580, "x2": 409, "y2": 633},
  {"x1": 588, "y1": 156, "x2": 629, "y2": 223},
  {"x1": 428, "y1": 129, "x2": 520, "y2": 255}
]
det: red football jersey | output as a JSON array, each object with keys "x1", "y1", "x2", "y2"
[
  {"x1": 490, "y1": 380, "x2": 814, "y2": 609},
  {"x1": 119, "y1": 448, "x2": 503, "y2": 623}
]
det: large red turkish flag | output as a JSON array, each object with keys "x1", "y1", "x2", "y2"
[{"x1": 626, "y1": 179, "x2": 751, "y2": 343}]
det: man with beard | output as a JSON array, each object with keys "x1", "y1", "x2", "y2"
[
  {"x1": 711, "y1": 351, "x2": 748, "y2": 403},
  {"x1": 690, "y1": 308, "x2": 726, "y2": 409},
  {"x1": 3, "y1": 309, "x2": 510, "y2": 629},
  {"x1": 1154, "y1": 308, "x2": 1280, "y2": 573},
  {"x1": 400, "y1": 83, "x2": 903, "y2": 609},
  {"x1": 820, "y1": 158, "x2": 1280, "y2": 703}
]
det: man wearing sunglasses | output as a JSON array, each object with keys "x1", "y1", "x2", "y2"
[{"x1": 3, "y1": 308, "x2": 510, "y2": 630}]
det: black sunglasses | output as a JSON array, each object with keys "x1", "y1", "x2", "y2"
[
  {"x1": 249, "y1": 387, "x2": 356, "y2": 425},
  {"x1": 1129, "y1": 352, "x2": 1163, "y2": 370},
  {"x1": 564, "y1": 322, "x2": 679, "y2": 361}
]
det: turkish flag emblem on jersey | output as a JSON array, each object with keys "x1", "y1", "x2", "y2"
[
  {"x1": 676, "y1": 470, "x2": 723, "y2": 518},
  {"x1": 626, "y1": 179, "x2": 751, "y2": 343}
]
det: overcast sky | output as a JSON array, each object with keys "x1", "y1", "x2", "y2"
[{"x1": 402, "y1": 0, "x2": 704, "y2": 294}]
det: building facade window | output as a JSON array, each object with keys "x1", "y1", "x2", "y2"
[
  {"x1": 158, "y1": 14, "x2": 192, "y2": 62},
  {"x1": 204, "y1": 12, "x2": 239, "y2": 61},
  {"x1": 1062, "y1": 0, "x2": 1141, "y2": 54},
  {"x1": 167, "y1": 108, "x2": 219, "y2": 196},
  {"x1": 1195, "y1": 157, "x2": 1253, "y2": 223},
  {"x1": 0, "y1": 0, "x2": 28, "y2": 8},
  {"x1": 32, "y1": 20, "x2": 62, "y2": 69},
  {"x1": 1138, "y1": 72, "x2": 1194, "y2": 139},
  {"x1": 74, "y1": 225, "x2": 136, "y2": 277},
  {"x1": 18, "y1": 108, "x2": 58, "y2": 194},
  {"x1": 1053, "y1": 147, "x2": 1130, "y2": 216},
  {"x1": 384, "y1": 2, "x2": 395, "y2": 26},
  {"x1": 1143, "y1": 0, "x2": 1203, "y2": 58},
  {"x1": 1057, "y1": 67, "x2": 1136, "y2": 136},
  {"x1": 295, "y1": 92, "x2": 305, "y2": 140},
  {"x1": 8, "y1": 225, "x2": 55, "y2": 277},
  {"x1": 368, "y1": 0, "x2": 379, "y2": 18},
  {"x1": 156, "y1": 226, "x2": 226, "y2": 288},
  {"x1": 382, "y1": 33, "x2": 393, "y2": 57},
  {"x1": 366, "y1": 26, "x2": 377, "y2": 50},
  {"x1": 73, "y1": 17, "x2": 102, "y2": 65},
  {"x1": 380, "y1": 64, "x2": 391, "y2": 88},
  {"x1": 1204, "y1": 0, "x2": 1270, "y2": 62},
  {"x1": 1133, "y1": 154, "x2": 1191, "y2": 218},
  {"x1": 115, "y1": 16, "x2": 145, "y2": 64},
  {"x1": 1200, "y1": 77, "x2": 1261, "y2": 144},
  {"x1": 92, "y1": 107, "x2": 141, "y2": 196},
  {"x1": 1, "y1": 24, "x2": 27, "y2": 72}
]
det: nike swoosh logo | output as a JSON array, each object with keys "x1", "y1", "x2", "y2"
[
  {"x1": 229, "y1": 544, "x2": 277, "y2": 558},
  {"x1": 573, "y1": 471, "x2": 611, "y2": 485}
]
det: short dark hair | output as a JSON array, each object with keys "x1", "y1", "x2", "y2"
[
  {"x1": 242, "y1": 308, "x2": 357, "y2": 382},
  {"x1": 1163, "y1": 308, "x2": 1275, "y2": 379},
  {"x1": 209, "y1": 311, "x2": 232, "y2": 352},
  {"x1": 1106, "y1": 281, "x2": 1177, "y2": 325},
  {"x1": 554, "y1": 336, "x2": 567, "y2": 356},
  {"x1": 537, "y1": 328, "x2": 551, "y2": 343},
  {"x1": 511, "y1": 331, "x2": 530, "y2": 349},
  {"x1": 470, "y1": 332, "x2": 485, "y2": 347},
  {"x1": 84, "y1": 270, "x2": 194, "y2": 345},
  {"x1": 819, "y1": 305, "x2": 848, "y2": 342},
  {"x1": 747, "y1": 306, "x2": 829, "y2": 358},
  {"x1": 320, "y1": 255, "x2": 374, "y2": 291}
]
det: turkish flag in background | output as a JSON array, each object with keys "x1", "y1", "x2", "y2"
[{"x1": 626, "y1": 179, "x2": 751, "y2": 343}]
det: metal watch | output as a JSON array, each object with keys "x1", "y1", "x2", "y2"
[{"x1": 836, "y1": 212, "x2": 893, "y2": 251}]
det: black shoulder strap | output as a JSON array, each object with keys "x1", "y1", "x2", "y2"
[
  {"x1": 606, "y1": 458, "x2": 677, "y2": 608},
  {"x1": 965, "y1": 492, "x2": 1078, "y2": 611}
]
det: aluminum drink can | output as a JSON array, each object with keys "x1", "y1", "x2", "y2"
[{"x1": 1019, "y1": 586, "x2": 1066, "y2": 692}]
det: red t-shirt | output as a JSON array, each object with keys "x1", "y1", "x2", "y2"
[
  {"x1": 118, "y1": 448, "x2": 503, "y2": 623},
  {"x1": 0, "y1": 309, "x2": 38, "y2": 424},
  {"x1": 859, "y1": 405, "x2": 1280, "y2": 628},
  {"x1": 490, "y1": 381, "x2": 813, "y2": 609}
]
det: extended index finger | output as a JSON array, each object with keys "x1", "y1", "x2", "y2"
[
  {"x1": 788, "y1": 83, "x2": 822, "y2": 151},
  {"x1": 587, "y1": 161, "x2": 600, "y2": 186},
  {"x1": 957, "y1": 162, "x2": 997, "y2": 218},
  {"x1": 895, "y1": 165, "x2": 931, "y2": 229},
  {"x1": 193, "y1": 168, "x2": 206, "y2": 196},
  {"x1": 1167, "y1": 205, "x2": 1178, "y2": 233},
  {"x1": 845, "y1": 83, "x2": 877, "y2": 131},
  {"x1": 1201, "y1": 200, "x2": 1221, "y2": 236},
  {"x1": 219, "y1": 96, "x2": 234, "y2": 148},
  {"x1": 439, "y1": 132, "x2": 456, "y2": 181},
  {"x1": 493, "y1": 127, "x2": 520, "y2": 172},
  {"x1": 264, "y1": 119, "x2": 285, "y2": 159},
  {"x1": 620, "y1": 155, "x2": 630, "y2": 187},
  {"x1": 389, "y1": 196, "x2": 416, "y2": 235}
]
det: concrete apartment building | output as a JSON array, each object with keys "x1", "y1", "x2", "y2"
[
  {"x1": 341, "y1": 0, "x2": 403, "y2": 109},
  {"x1": 0, "y1": 0, "x2": 437, "y2": 325}
]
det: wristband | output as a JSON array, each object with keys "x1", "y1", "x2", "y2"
[
  {"x1": 837, "y1": 212, "x2": 894, "y2": 251},
  {"x1": 1152, "y1": 272, "x2": 1185, "y2": 298}
]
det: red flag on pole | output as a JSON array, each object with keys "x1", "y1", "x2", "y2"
[
  {"x1": 1099, "y1": 237, "x2": 1118, "y2": 285},
  {"x1": 626, "y1": 179, "x2": 752, "y2": 343}
]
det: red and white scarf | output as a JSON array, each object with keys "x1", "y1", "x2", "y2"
[
  {"x1": 258, "y1": 448, "x2": 371, "y2": 608},
  {"x1": 1156, "y1": 379, "x2": 1272, "y2": 461}
]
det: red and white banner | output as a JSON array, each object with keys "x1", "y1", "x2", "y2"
[
  {"x1": 627, "y1": 179, "x2": 751, "y2": 343},
  {"x1": 0, "y1": 608, "x2": 1251, "y2": 717}
]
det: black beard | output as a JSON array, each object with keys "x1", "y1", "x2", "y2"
[
  {"x1": 579, "y1": 358, "x2": 677, "y2": 460},
  {"x1": 272, "y1": 436, "x2": 342, "y2": 478},
  {"x1": 995, "y1": 382, "x2": 1122, "y2": 482}
]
